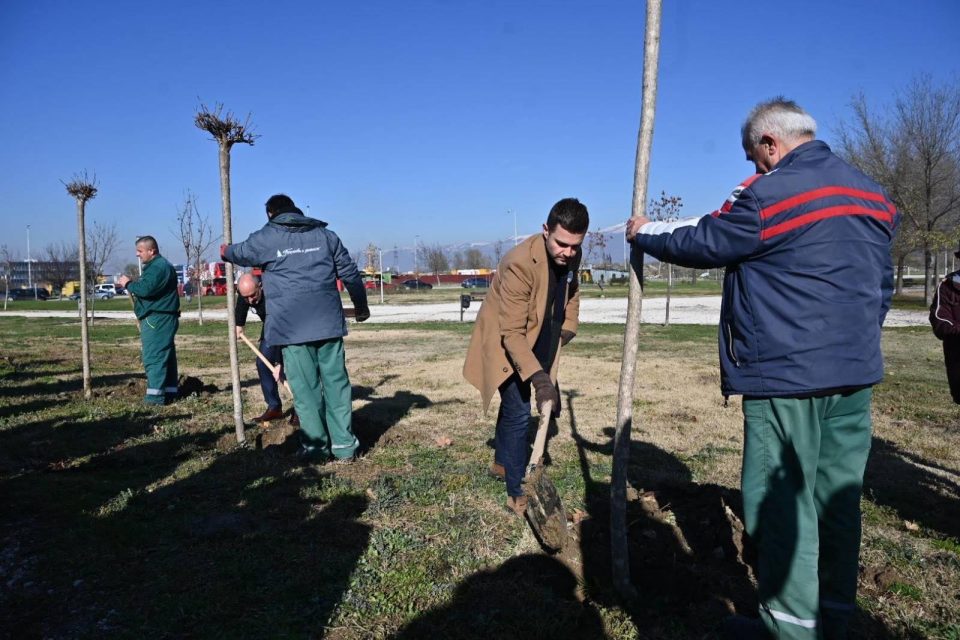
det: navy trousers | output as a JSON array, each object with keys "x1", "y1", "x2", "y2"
[
  {"x1": 495, "y1": 374, "x2": 534, "y2": 497},
  {"x1": 257, "y1": 337, "x2": 284, "y2": 411}
]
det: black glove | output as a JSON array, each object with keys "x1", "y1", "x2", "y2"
[
  {"x1": 354, "y1": 304, "x2": 371, "y2": 323},
  {"x1": 560, "y1": 330, "x2": 576, "y2": 346},
  {"x1": 530, "y1": 370, "x2": 559, "y2": 415}
]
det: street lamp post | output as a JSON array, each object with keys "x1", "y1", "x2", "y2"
[{"x1": 510, "y1": 209, "x2": 518, "y2": 246}]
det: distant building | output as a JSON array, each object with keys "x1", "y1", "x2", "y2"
[{"x1": 6, "y1": 260, "x2": 81, "y2": 289}]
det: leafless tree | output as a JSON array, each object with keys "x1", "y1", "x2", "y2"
[
  {"x1": 0, "y1": 245, "x2": 14, "y2": 311},
  {"x1": 837, "y1": 76, "x2": 960, "y2": 303},
  {"x1": 613, "y1": 0, "x2": 661, "y2": 602},
  {"x1": 85, "y1": 221, "x2": 119, "y2": 325},
  {"x1": 195, "y1": 102, "x2": 258, "y2": 444},
  {"x1": 364, "y1": 243, "x2": 381, "y2": 274},
  {"x1": 648, "y1": 192, "x2": 683, "y2": 325},
  {"x1": 424, "y1": 244, "x2": 449, "y2": 283},
  {"x1": 175, "y1": 191, "x2": 218, "y2": 325},
  {"x1": 64, "y1": 172, "x2": 98, "y2": 400},
  {"x1": 44, "y1": 242, "x2": 79, "y2": 299},
  {"x1": 493, "y1": 240, "x2": 505, "y2": 266}
]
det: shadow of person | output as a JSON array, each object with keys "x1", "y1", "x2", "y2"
[
  {"x1": 864, "y1": 436, "x2": 960, "y2": 539},
  {"x1": 566, "y1": 390, "x2": 757, "y2": 638},
  {"x1": 0, "y1": 409, "x2": 192, "y2": 474},
  {"x1": 352, "y1": 389, "x2": 437, "y2": 453},
  {"x1": 392, "y1": 553, "x2": 607, "y2": 640},
  {"x1": 7, "y1": 441, "x2": 372, "y2": 638}
]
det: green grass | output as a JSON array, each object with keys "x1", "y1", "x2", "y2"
[{"x1": 1, "y1": 317, "x2": 958, "y2": 639}]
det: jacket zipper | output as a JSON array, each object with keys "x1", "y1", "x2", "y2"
[{"x1": 725, "y1": 321, "x2": 740, "y2": 368}]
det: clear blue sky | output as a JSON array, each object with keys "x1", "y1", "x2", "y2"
[{"x1": 2, "y1": 0, "x2": 958, "y2": 272}]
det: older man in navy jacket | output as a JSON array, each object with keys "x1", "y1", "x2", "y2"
[
  {"x1": 224, "y1": 195, "x2": 370, "y2": 462},
  {"x1": 627, "y1": 98, "x2": 898, "y2": 640}
]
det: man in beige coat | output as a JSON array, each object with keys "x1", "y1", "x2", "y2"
[{"x1": 463, "y1": 198, "x2": 589, "y2": 516}]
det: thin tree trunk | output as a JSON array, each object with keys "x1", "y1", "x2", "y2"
[
  {"x1": 895, "y1": 256, "x2": 905, "y2": 296},
  {"x1": 612, "y1": 0, "x2": 661, "y2": 603},
  {"x1": 76, "y1": 201, "x2": 92, "y2": 399},
  {"x1": 219, "y1": 145, "x2": 245, "y2": 444},
  {"x1": 924, "y1": 247, "x2": 933, "y2": 305},
  {"x1": 197, "y1": 281, "x2": 204, "y2": 325},
  {"x1": 665, "y1": 263, "x2": 672, "y2": 326}
]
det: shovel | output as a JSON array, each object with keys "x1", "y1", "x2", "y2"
[
  {"x1": 238, "y1": 332, "x2": 295, "y2": 400},
  {"x1": 522, "y1": 400, "x2": 568, "y2": 552}
]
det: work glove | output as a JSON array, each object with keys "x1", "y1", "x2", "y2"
[
  {"x1": 530, "y1": 370, "x2": 559, "y2": 416},
  {"x1": 354, "y1": 303, "x2": 371, "y2": 323},
  {"x1": 560, "y1": 330, "x2": 576, "y2": 346}
]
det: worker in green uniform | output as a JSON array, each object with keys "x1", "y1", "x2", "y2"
[{"x1": 118, "y1": 236, "x2": 181, "y2": 405}]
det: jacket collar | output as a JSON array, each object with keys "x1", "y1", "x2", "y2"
[
  {"x1": 772, "y1": 139, "x2": 829, "y2": 172},
  {"x1": 269, "y1": 212, "x2": 328, "y2": 229}
]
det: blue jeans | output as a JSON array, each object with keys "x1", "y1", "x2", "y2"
[
  {"x1": 257, "y1": 337, "x2": 283, "y2": 410},
  {"x1": 495, "y1": 374, "x2": 533, "y2": 497}
]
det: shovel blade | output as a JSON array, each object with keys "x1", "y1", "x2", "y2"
[{"x1": 522, "y1": 466, "x2": 568, "y2": 552}]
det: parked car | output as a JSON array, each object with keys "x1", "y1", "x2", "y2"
[
  {"x1": 461, "y1": 277, "x2": 490, "y2": 288},
  {"x1": 95, "y1": 283, "x2": 117, "y2": 296},
  {"x1": 402, "y1": 279, "x2": 433, "y2": 290},
  {"x1": 5, "y1": 288, "x2": 49, "y2": 301},
  {"x1": 68, "y1": 288, "x2": 113, "y2": 301}
]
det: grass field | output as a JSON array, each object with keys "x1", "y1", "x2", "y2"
[{"x1": 0, "y1": 317, "x2": 957, "y2": 639}]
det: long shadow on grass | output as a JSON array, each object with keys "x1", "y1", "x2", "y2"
[
  {"x1": 2, "y1": 432, "x2": 371, "y2": 638},
  {"x1": 567, "y1": 390, "x2": 757, "y2": 639},
  {"x1": 0, "y1": 409, "x2": 191, "y2": 473},
  {"x1": 392, "y1": 554, "x2": 607, "y2": 640},
  {"x1": 864, "y1": 436, "x2": 960, "y2": 539},
  {"x1": 0, "y1": 371, "x2": 139, "y2": 399}
]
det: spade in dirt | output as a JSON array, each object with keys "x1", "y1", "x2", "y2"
[{"x1": 522, "y1": 400, "x2": 568, "y2": 552}]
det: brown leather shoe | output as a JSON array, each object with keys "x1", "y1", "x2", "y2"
[
  {"x1": 488, "y1": 462, "x2": 505, "y2": 481},
  {"x1": 253, "y1": 407, "x2": 284, "y2": 423},
  {"x1": 506, "y1": 495, "x2": 528, "y2": 517},
  {"x1": 288, "y1": 409, "x2": 300, "y2": 427}
]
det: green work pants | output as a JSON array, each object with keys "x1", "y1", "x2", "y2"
[
  {"x1": 141, "y1": 313, "x2": 179, "y2": 405},
  {"x1": 741, "y1": 388, "x2": 872, "y2": 640},
  {"x1": 282, "y1": 338, "x2": 358, "y2": 459}
]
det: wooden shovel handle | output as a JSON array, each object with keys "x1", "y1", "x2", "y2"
[
  {"x1": 128, "y1": 292, "x2": 141, "y2": 331},
  {"x1": 238, "y1": 332, "x2": 294, "y2": 399},
  {"x1": 528, "y1": 400, "x2": 553, "y2": 470}
]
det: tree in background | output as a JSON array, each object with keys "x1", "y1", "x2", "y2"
[
  {"x1": 837, "y1": 76, "x2": 960, "y2": 303},
  {"x1": 648, "y1": 191, "x2": 683, "y2": 326},
  {"x1": 43, "y1": 242, "x2": 79, "y2": 299},
  {"x1": 462, "y1": 247, "x2": 490, "y2": 270},
  {"x1": 176, "y1": 191, "x2": 218, "y2": 325},
  {"x1": 0, "y1": 245, "x2": 14, "y2": 311},
  {"x1": 493, "y1": 240, "x2": 505, "y2": 267},
  {"x1": 86, "y1": 221, "x2": 119, "y2": 326},
  {"x1": 64, "y1": 172, "x2": 98, "y2": 400},
  {"x1": 195, "y1": 103, "x2": 258, "y2": 444},
  {"x1": 585, "y1": 229, "x2": 609, "y2": 268},
  {"x1": 424, "y1": 244, "x2": 449, "y2": 283},
  {"x1": 364, "y1": 243, "x2": 381, "y2": 274}
]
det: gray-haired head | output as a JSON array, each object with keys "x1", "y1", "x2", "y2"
[{"x1": 741, "y1": 97, "x2": 817, "y2": 151}]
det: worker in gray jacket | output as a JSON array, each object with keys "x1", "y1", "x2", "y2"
[{"x1": 223, "y1": 194, "x2": 370, "y2": 461}]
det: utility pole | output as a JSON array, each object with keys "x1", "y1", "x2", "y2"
[{"x1": 510, "y1": 209, "x2": 518, "y2": 246}]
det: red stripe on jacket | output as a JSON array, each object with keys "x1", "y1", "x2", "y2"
[
  {"x1": 760, "y1": 204, "x2": 895, "y2": 240},
  {"x1": 761, "y1": 185, "x2": 894, "y2": 220}
]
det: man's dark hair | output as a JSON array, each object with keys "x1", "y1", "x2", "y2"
[
  {"x1": 546, "y1": 198, "x2": 589, "y2": 233},
  {"x1": 136, "y1": 235, "x2": 159, "y2": 252},
  {"x1": 265, "y1": 194, "x2": 299, "y2": 219}
]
